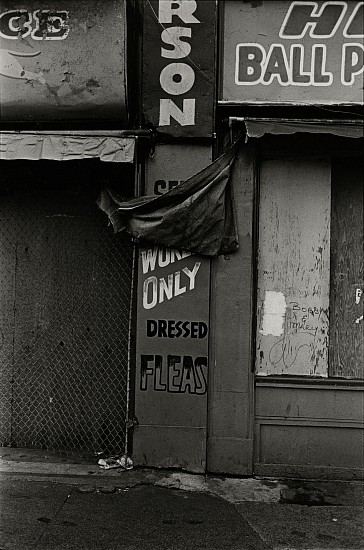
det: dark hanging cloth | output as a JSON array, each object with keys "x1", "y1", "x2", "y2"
[{"x1": 97, "y1": 141, "x2": 240, "y2": 257}]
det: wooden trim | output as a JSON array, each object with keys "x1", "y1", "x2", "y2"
[
  {"x1": 218, "y1": 100, "x2": 364, "y2": 107},
  {"x1": 255, "y1": 418, "x2": 363, "y2": 428},
  {"x1": 255, "y1": 377, "x2": 364, "y2": 390},
  {"x1": 254, "y1": 463, "x2": 364, "y2": 481},
  {"x1": 207, "y1": 143, "x2": 256, "y2": 475}
]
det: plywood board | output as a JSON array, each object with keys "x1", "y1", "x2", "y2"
[
  {"x1": 256, "y1": 158, "x2": 331, "y2": 376},
  {"x1": 330, "y1": 158, "x2": 363, "y2": 379}
]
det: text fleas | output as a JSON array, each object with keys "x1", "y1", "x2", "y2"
[{"x1": 140, "y1": 354, "x2": 207, "y2": 394}]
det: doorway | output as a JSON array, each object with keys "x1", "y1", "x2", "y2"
[{"x1": 0, "y1": 160, "x2": 135, "y2": 455}]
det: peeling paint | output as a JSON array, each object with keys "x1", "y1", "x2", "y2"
[
  {"x1": 260, "y1": 291, "x2": 287, "y2": 337},
  {"x1": 0, "y1": 2, "x2": 127, "y2": 122}
]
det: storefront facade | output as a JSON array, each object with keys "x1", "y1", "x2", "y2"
[
  {"x1": 132, "y1": 0, "x2": 363, "y2": 479},
  {"x1": 216, "y1": 0, "x2": 364, "y2": 479},
  {"x1": 0, "y1": 0, "x2": 141, "y2": 456},
  {"x1": 1, "y1": 0, "x2": 362, "y2": 479}
]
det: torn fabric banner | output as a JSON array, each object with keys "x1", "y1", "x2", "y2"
[{"x1": 97, "y1": 142, "x2": 240, "y2": 257}]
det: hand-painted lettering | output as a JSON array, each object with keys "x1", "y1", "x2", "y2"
[
  {"x1": 154, "y1": 180, "x2": 182, "y2": 195},
  {"x1": 235, "y1": 2, "x2": 364, "y2": 89},
  {"x1": 158, "y1": 0, "x2": 201, "y2": 128},
  {"x1": 279, "y1": 2, "x2": 347, "y2": 39},
  {"x1": 141, "y1": 247, "x2": 192, "y2": 275},
  {"x1": 140, "y1": 353, "x2": 208, "y2": 394},
  {"x1": 342, "y1": 43, "x2": 364, "y2": 85},
  {"x1": 147, "y1": 319, "x2": 208, "y2": 339},
  {"x1": 236, "y1": 43, "x2": 336, "y2": 86},
  {"x1": 159, "y1": 1, "x2": 200, "y2": 25},
  {"x1": 143, "y1": 261, "x2": 201, "y2": 309},
  {"x1": 0, "y1": 9, "x2": 69, "y2": 40}
]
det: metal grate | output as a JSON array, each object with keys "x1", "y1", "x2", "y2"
[{"x1": 0, "y1": 171, "x2": 135, "y2": 456}]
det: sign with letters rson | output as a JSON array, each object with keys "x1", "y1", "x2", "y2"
[
  {"x1": 221, "y1": 1, "x2": 364, "y2": 105},
  {"x1": 142, "y1": 0, "x2": 217, "y2": 137}
]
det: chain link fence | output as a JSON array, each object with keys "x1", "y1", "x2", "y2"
[{"x1": 0, "y1": 162, "x2": 135, "y2": 456}]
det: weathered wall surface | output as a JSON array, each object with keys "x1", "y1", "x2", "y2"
[
  {"x1": 0, "y1": 1, "x2": 127, "y2": 121},
  {"x1": 256, "y1": 158, "x2": 331, "y2": 377}
]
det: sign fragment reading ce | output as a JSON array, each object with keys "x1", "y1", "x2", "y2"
[
  {"x1": 0, "y1": 1, "x2": 128, "y2": 122},
  {"x1": 0, "y1": 9, "x2": 69, "y2": 40}
]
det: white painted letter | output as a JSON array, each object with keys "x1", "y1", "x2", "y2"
[
  {"x1": 174, "y1": 271, "x2": 186, "y2": 296},
  {"x1": 143, "y1": 276, "x2": 158, "y2": 309},
  {"x1": 159, "y1": 274, "x2": 174, "y2": 303},
  {"x1": 159, "y1": 99, "x2": 195, "y2": 126},
  {"x1": 160, "y1": 62, "x2": 195, "y2": 95},
  {"x1": 161, "y1": 27, "x2": 192, "y2": 59},
  {"x1": 141, "y1": 247, "x2": 158, "y2": 274},
  {"x1": 159, "y1": 0, "x2": 200, "y2": 24},
  {"x1": 182, "y1": 262, "x2": 201, "y2": 290},
  {"x1": 158, "y1": 247, "x2": 171, "y2": 268}
]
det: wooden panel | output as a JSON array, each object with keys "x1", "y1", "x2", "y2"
[
  {"x1": 256, "y1": 158, "x2": 331, "y2": 376},
  {"x1": 258, "y1": 425, "x2": 363, "y2": 469},
  {"x1": 254, "y1": 383, "x2": 364, "y2": 478},
  {"x1": 207, "y1": 144, "x2": 255, "y2": 475},
  {"x1": 134, "y1": 145, "x2": 211, "y2": 473},
  {"x1": 256, "y1": 383, "x2": 364, "y2": 421},
  {"x1": 330, "y1": 158, "x2": 364, "y2": 379}
]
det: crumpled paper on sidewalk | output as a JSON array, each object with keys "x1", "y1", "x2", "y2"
[{"x1": 98, "y1": 454, "x2": 133, "y2": 470}]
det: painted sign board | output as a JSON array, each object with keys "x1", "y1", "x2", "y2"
[
  {"x1": 133, "y1": 144, "x2": 212, "y2": 472},
  {"x1": 221, "y1": 1, "x2": 364, "y2": 105},
  {"x1": 0, "y1": 0, "x2": 127, "y2": 121},
  {"x1": 142, "y1": 0, "x2": 217, "y2": 137}
]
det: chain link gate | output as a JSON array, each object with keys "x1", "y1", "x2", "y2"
[{"x1": 0, "y1": 161, "x2": 136, "y2": 456}]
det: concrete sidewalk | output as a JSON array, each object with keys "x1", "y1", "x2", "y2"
[{"x1": 1, "y1": 447, "x2": 363, "y2": 549}]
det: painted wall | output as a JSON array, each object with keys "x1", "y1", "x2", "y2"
[{"x1": 133, "y1": 144, "x2": 212, "y2": 472}]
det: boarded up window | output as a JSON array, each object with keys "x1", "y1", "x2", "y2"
[
  {"x1": 256, "y1": 154, "x2": 363, "y2": 380},
  {"x1": 329, "y1": 158, "x2": 364, "y2": 379},
  {"x1": 256, "y1": 158, "x2": 331, "y2": 377}
]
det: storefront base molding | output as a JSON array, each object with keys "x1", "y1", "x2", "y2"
[
  {"x1": 133, "y1": 425, "x2": 206, "y2": 474},
  {"x1": 254, "y1": 381, "x2": 364, "y2": 480},
  {"x1": 207, "y1": 437, "x2": 253, "y2": 476},
  {"x1": 254, "y1": 464, "x2": 364, "y2": 481}
]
